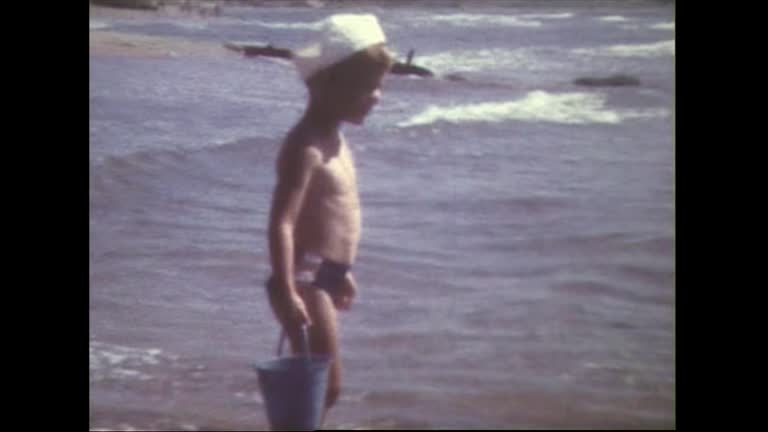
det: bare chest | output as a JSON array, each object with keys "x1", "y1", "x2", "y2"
[{"x1": 311, "y1": 144, "x2": 358, "y2": 196}]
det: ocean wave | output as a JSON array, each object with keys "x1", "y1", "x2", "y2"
[
  {"x1": 408, "y1": 13, "x2": 542, "y2": 28},
  {"x1": 90, "y1": 341, "x2": 179, "y2": 383},
  {"x1": 606, "y1": 40, "x2": 675, "y2": 57},
  {"x1": 171, "y1": 21, "x2": 209, "y2": 30},
  {"x1": 574, "y1": 40, "x2": 675, "y2": 58},
  {"x1": 650, "y1": 22, "x2": 675, "y2": 30},
  {"x1": 598, "y1": 15, "x2": 629, "y2": 22},
  {"x1": 91, "y1": 134, "x2": 279, "y2": 178},
  {"x1": 415, "y1": 48, "x2": 560, "y2": 75},
  {"x1": 249, "y1": 19, "x2": 325, "y2": 31},
  {"x1": 396, "y1": 91, "x2": 668, "y2": 127},
  {"x1": 619, "y1": 107, "x2": 671, "y2": 121},
  {"x1": 519, "y1": 12, "x2": 575, "y2": 19},
  {"x1": 90, "y1": 20, "x2": 110, "y2": 30}
]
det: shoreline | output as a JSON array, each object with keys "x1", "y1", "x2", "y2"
[
  {"x1": 90, "y1": 30, "x2": 237, "y2": 58},
  {"x1": 90, "y1": 4, "x2": 162, "y2": 19},
  {"x1": 90, "y1": 0, "x2": 675, "y2": 17}
]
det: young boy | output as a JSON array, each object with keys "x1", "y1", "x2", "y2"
[{"x1": 265, "y1": 14, "x2": 394, "y2": 423}]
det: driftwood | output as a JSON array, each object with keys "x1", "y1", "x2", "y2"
[
  {"x1": 390, "y1": 62, "x2": 434, "y2": 77},
  {"x1": 224, "y1": 42, "x2": 294, "y2": 59},
  {"x1": 224, "y1": 44, "x2": 437, "y2": 78},
  {"x1": 390, "y1": 48, "x2": 434, "y2": 77}
]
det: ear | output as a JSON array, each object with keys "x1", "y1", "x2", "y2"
[{"x1": 308, "y1": 68, "x2": 337, "y2": 96}]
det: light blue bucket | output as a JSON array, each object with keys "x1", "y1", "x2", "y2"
[{"x1": 255, "y1": 326, "x2": 331, "y2": 431}]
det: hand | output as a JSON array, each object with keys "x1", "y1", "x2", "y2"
[
  {"x1": 267, "y1": 277, "x2": 312, "y2": 330},
  {"x1": 333, "y1": 272, "x2": 358, "y2": 310},
  {"x1": 286, "y1": 291, "x2": 312, "y2": 327}
]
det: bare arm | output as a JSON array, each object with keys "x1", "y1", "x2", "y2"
[{"x1": 267, "y1": 144, "x2": 323, "y2": 324}]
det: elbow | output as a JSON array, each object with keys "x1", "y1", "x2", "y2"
[{"x1": 268, "y1": 219, "x2": 295, "y2": 243}]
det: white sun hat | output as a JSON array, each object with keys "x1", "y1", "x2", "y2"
[{"x1": 293, "y1": 14, "x2": 387, "y2": 82}]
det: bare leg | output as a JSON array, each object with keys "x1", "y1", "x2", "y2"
[
  {"x1": 299, "y1": 286, "x2": 341, "y2": 427},
  {"x1": 266, "y1": 281, "x2": 342, "y2": 427}
]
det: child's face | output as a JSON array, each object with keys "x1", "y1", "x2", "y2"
[{"x1": 332, "y1": 68, "x2": 387, "y2": 125}]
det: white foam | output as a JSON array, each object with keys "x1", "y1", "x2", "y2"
[
  {"x1": 173, "y1": 21, "x2": 209, "y2": 30},
  {"x1": 607, "y1": 40, "x2": 675, "y2": 57},
  {"x1": 146, "y1": 348, "x2": 163, "y2": 357},
  {"x1": 396, "y1": 91, "x2": 669, "y2": 127},
  {"x1": 415, "y1": 48, "x2": 559, "y2": 75},
  {"x1": 520, "y1": 12, "x2": 575, "y2": 19},
  {"x1": 226, "y1": 39, "x2": 270, "y2": 47},
  {"x1": 90, "y1": 21, "x2": 110, "y2": 30},
  {"x1": 409, "y1": 13, "x2": 542, "y2": 28},
  {"x1": 112, "y1": 368, "x2": 153, "y2": 381},
  {"x1": 599, "y1": 15, "x2": 629, "y2": 22},
  {"x1": 619, "y1": 107, "x2": 671, "y2": 121},
  {"x1": 650, "y1": 22, "x2": 675, "y2": 30},
  {"x1": 398, "y1": 92, "x2": 616, "y2": 126},
  {"x1": 250, "y1": 19, "x2": 325, "y2": 31},
  {"x1": 235, "y1": 391, "x2": 264, "y2": 404},
  {"x1": 90, "y1": 341, "x2": 177, "y2": 381},
  {"x1": 574, "y1": 40, "x2": 675, "y2": 58},
  {"x1": 101, "y1": 352, "x2": 129, "y2": 366}
]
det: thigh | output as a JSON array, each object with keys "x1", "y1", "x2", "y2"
[{"x1": 300, "y1": 287, "x2": 341, "y2": 384}]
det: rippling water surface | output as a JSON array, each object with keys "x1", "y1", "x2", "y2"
[{"x1": 90, "y1": 1, "x2": 674, "y2": 429}]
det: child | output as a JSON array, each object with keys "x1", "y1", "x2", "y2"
[{"x1": 264, "y1": 14, "x2": 395, "y2": 425}]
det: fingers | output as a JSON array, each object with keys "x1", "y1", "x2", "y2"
[
  {"x1": 333, "y1": 294, "x2": 353, "y2": 311},
  {"x1": 333, "y1": 273, "x2": 357, "y2": 310},
  {"x1": 299, "y1": 306, "x2": 313, "y2": 326},
  {"x1": 289, "y1": 293, "x2": 312, "y2": 327},
  {"x1": 297, "y1": 300, "x2": 313, "y2": 326},
  {"x1": 333, "y1": 296, "x2": 346, "y2": 310}
]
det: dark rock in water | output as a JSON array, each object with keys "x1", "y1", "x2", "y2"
[
  {"x1": 224, "y1": 43, "x2": 293, "y2": 60},
  {"x1": 242, "y1": 45, "x2": 292, "y2": 59},
  {"x1": 391, "y1": 48, "x2": 434, "y2": 78},
  {"x1": 390, "y1": 62, "x2": 434, "y2": 78},
  {"x1": 573, "y1": 74, "x2": 641, "y2": 87},
  {"x1": 444, "y1": 73, "x2": 467, "y2": 82}
]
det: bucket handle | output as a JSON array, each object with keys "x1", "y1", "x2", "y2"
[{"x1": 276, "y1": 325, "x2": 311, "y2": 359}]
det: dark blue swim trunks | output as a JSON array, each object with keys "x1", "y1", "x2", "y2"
[{"x1": 266, "y1": 259, "x2": 350, "y2": 297}]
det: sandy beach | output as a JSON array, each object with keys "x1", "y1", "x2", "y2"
[
  {"x1": 90, "y1": 4, "x2": 238, "y2": 58},
  {"x1": 90, "y1": 4, "x2": 160, "y2": 19},
  {"x1": 90, "y1": 30, "x2": 236, "y2": 58}
]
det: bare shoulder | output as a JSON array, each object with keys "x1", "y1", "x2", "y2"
[{"x1": 276, "y1": 127, "x2": 324, "y2": 182}]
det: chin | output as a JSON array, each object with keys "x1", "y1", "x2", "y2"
[
  {"x1": 344, "y1": 114, "x2": 367, "y2": 125},
  {"x1": 350, "y1": 107, "x2": 376, "y2": 125}
]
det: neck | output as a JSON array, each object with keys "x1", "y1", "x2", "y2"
[
  {"x1": 304, "y1": 99, "x2": 342, "y2": 133},
  {"x1": 302, "y1": 101, "x2": 343, "y2": 141},
  {"x1": 299, "y1": 104, "x2": 341, "y2": 152}
]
